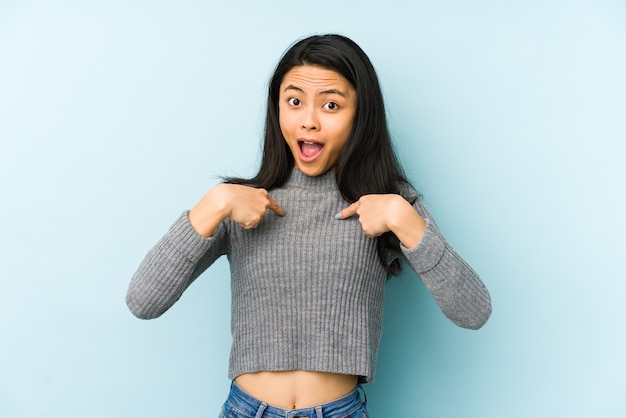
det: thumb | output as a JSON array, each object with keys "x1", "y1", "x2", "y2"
[{"x1": 335, "y1": 201, "x2": 360, "y2": 220}]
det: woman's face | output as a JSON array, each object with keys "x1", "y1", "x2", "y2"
[{"x1": 278, "y1": 65, "x2": 356, "y2": 177}]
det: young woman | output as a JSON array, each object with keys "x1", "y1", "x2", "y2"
[{"x1": 126, "y1": 34, "x2": 492, "y2": 418}]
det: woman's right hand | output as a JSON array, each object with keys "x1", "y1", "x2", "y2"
[{"x1": 188, "y1": 184, "x2": 285, "y2": 237}]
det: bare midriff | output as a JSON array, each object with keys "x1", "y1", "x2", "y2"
[{"x1": 234, "y1": 370, "x2": 358, "y2": 409}]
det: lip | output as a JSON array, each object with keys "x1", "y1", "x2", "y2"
[
  {"x1": 297, "y1": 138, "x2": 324, "y2": 163},
  {"x1": 298, "y1": 138, "x2": 322, "y2": 144}
]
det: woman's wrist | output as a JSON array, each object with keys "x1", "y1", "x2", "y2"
[
  {"x1": 188, "y1": 186, "x2": 231, "y2": 238},
  {"x1": 387, "y1": 196, "x2": 426, "y2": 249}
]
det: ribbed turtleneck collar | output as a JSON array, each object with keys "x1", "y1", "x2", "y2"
[{"x1": 284, "y1": 167, "x2": 338, "y2": 191}]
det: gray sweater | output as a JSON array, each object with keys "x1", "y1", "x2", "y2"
[{"x1": 126, "y1": 168, "x2": 491, "y2": 383}]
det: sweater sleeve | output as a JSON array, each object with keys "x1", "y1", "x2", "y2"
[
  {"x1": 126, "y1": 211, "x2": 229, "y2": 319},
  {"x1": 401, "y1": 198, "x2": 492, "y2": 330}
]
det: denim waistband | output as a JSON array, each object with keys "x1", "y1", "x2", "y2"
[{"x1": 224, "y1": 380, "x2": 365, "y2": 418}]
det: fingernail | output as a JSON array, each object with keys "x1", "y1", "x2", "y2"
[{"x1": 334, "y1": 212, "x2": 342, "y2": 220}]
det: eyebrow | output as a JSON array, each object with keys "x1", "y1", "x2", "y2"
[{"x1": 283, "y1": 84, "x2": 347, "y2": 98}]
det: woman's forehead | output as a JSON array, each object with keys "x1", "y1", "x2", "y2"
[{"x1": 280, "y1": 65, "x2": 355, "y2": 96}]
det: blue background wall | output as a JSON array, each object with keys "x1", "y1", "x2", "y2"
[{"x1": 1, "y1": 1, "x2": 625, "y2": 417}]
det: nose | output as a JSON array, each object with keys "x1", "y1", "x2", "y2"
[{"x1": 301, "y1": 107, "x2": 319, "y2": 131}]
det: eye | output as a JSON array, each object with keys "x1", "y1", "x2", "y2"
[
  {"x1": 288, "y1": 97, "x2": 301, "y2": 106},
  {"x1": 323, "y1": 101, "x2": 340, "y2": 111}
]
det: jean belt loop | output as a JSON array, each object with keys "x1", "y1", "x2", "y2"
[
  {"x1": 254, "y1": 401, "x2": 268, "y2": 418},
  {"x1": 315, "y1": 405, "x2": 323, "y2": 418},
  {"x1": 357, "y1": 384, "x2": 367, "y2": 406}
]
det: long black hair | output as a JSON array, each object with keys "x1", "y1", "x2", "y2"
[{"x1": 227, "y1": 34, "x2": 414, "y2": 275}]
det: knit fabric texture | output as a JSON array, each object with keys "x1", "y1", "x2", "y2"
[{"x1": 126, "y1": 168, "x2": 492, "y2": 383}]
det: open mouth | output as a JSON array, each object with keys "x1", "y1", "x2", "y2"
[{"x1": 298, "y1": 140, "x2": 324, "y2": 162}]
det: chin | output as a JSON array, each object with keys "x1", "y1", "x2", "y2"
[{"x1": 298, "y1": 165, "x2": 328, "y2": 177}]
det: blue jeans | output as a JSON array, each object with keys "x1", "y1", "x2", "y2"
[{"x1": 219, "y1": 381, "x2": 368, "y2": 418}]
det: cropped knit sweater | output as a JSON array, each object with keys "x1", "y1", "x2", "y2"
[{"x1": 126, "y1": 168, "x2": 492, "y2": 383}]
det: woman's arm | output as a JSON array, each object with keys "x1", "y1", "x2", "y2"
[
  {"x1": 125, "y1": 212, "x2": 228, "y2": 319},
  {"x1": 402, "y1": 198, "x2": 492, "y2": 329},
  {"x1": 127, "y1": 184, "x2": 285, "y2": 319},
  {"x1": 338, "y1": 195, "x2": 492, "y2": 329}
]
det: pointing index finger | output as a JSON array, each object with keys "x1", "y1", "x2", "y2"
[
  {"x1": 268, "y1": 195, "x2": 285, "y2": 216},
  {"x1": 336, "y1": 201, "x2": 360, "y2": 220}
]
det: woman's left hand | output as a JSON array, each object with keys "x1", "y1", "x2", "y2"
[{"x1": 337, "y1": 194, "x2": 426, "y2": 249}]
